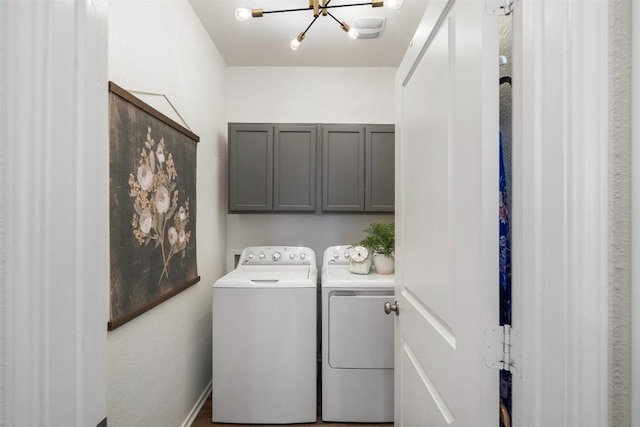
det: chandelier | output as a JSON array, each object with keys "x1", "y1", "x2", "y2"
[{"x1": 235, "y1": 0, "x2": 403, "y2": 50}]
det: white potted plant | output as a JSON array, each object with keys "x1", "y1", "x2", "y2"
[{"x1": 358, "y1": 222, "x2": 395, "y2": 274}]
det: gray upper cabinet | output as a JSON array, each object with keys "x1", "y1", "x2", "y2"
[
  {"x1": 228, "y1": 124, "x2": 273, "y2": 212},
  {"x1": 228, "y1": 123, "x2": 317, "y2": 212},
  {"x1": 229, "y1": 123, "x2": 393, "y2": 213},
  {"x1": 322, "y1": 124, "x2": 395, "y2": 213},
  {"x1": 274, "y1": 125, "x2": 317, "y2": 212},
  {"x1": 365, "y1": 125, "x2": 395, "y2": 212},
  {"x1": 322, "y1": 125, "x2": 366, "y2": 212}
]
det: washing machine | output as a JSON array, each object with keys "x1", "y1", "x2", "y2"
[
  {"x1": 321, "y1": 245, "x2": 395, "y2": 422},
  {"x1": 212, "y1": 246, "x2": 317, "y2": 424}
]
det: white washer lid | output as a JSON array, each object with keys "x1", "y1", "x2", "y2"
[{"x1": 214, "y1": 266, "x2": 318, "y2": 288}]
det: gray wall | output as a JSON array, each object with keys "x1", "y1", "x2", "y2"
[{"x1": 226, "y1": 213, "x2": 393, "y2": 272}]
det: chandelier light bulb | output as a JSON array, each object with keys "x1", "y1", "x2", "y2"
[
  {"x1": 235, "y1": 8, "x2": 253, "y2": 21},
  {"x1": 290, "y1": 33, "x2": 305, "y2": 51},
  {"x1": 383, "y1": 0, "x2": 403, "y2": 9},
  {"x1": 341, "y1": 22, "x2": 358, "y2": 39},
  {"x1": 290, "y1": 38, "x2": 301, "y2": 50}
]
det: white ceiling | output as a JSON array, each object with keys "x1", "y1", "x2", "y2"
[{"x1": 189, "y1": 0, "x2": 428, "y2": 67}]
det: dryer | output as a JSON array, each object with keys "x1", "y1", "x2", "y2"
[
  {"x1": 321, "y1": 245, "x2": 395, "y2": 422},
  {"x1": 212, "y1": 246, "x2": 317, "y2": 424}
]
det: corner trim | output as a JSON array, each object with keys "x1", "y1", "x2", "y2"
[{"x1": 181, "y1": 381, "x2": 212, "y2": 427}]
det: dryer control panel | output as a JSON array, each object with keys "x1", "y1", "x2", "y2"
[
  {"x1": 240, "y1": 246, "x2": 314, "y2": 266},
  {"x1": 323, "y1": 245, "x2": 353, "y2": 267}
]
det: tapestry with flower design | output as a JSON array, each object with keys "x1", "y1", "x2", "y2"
[{"x1": 108, "y1": 82, "x2": 199, "y2": 330}]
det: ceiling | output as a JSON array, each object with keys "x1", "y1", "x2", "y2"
[{"x1": 189, "y1": 0, "x2": 429, "y2": 67}]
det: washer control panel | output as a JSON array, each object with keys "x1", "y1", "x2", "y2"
[{"x1": 240, "y1": 246, "x2": 314, "y2": 266}]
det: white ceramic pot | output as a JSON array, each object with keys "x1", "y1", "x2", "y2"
[{"x1": 373, "y1": 253, "x2": 395, "y2": 275}]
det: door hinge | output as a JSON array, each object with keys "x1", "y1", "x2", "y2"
[
  {"x1": 485, "y1": 0, "x2": 517, "y2": 15},
  {"x1": 484, "y1": 324, "x2": 521, "y2": 377}
]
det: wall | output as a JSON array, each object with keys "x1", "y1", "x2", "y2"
[
  {"x1": 108, "y1": 1, "x2": 227, "y2": 426},
  {"x1": 227, "y1": 67, "x2": 395, "y2": 124},
  {"x1": 226, "y1": 67, "x2": 395, "y2": 267},
  {"x1": 632, "y1": 1, "x2": 640, "y2": 424}
]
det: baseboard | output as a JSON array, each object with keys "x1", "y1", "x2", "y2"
[{"x1": 182, "y1": 380, "x2": 212, "y2": 427}]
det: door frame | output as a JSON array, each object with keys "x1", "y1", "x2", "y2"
[
  {"x1": 0, "y1": 1, "x2": 109, "y2": 425},
  {"x1": 512, "y1": 0, "x2": 609, "y2": 425}
]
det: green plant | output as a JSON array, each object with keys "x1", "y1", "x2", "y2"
[{"x1": 358, "y1": 222, "x2": 395, "y2": 256}]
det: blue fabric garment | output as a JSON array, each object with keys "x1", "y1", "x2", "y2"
[
  {"x1": 499, "y1": 131, "x2": 512, "y2": 426},
  {"x1": 499, "y1": 132, "x2": 511, "y2": 326}
]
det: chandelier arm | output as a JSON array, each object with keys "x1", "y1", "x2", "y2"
[
  {"x1": 301, "y1": 14, "x2": 321, "y2": 37},
  {"x1": 262, "y1": 1, "x2": 372, "y2": 14},
  {"x1": 322, "y1": 2, "x2": 373, "y2": 9},
  {"x1": 326, "y1": 11, "x2": 342, "y2": 25},
  {"x1": 262, "y1": 6, "x2": 314, "y2": 14}
]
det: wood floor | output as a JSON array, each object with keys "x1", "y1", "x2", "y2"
[{"x1": 190, "y1": 392, "x2": 394, "y2": 427}]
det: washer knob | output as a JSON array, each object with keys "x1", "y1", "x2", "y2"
[
  {"x1": 258, "y1": 253, "x2": 265, "y2": 259},
  {"x1": 344, "y1": 252, "x2": 350, "y2": 259},
  {"x1": 289, "y1": 253, "x2": 296, "y2": 259},
  {"x1": 300, "y1": 253, "x2": 307, "y2": 260},
  {"x1": 247, "y1": 253, "x2": 255, "y2": 259},
  {"x1": 333, "y1": 251, "x2": 339, "y2": 259},
  {"x1": 272, "y1": 251, "x2": 282, "y2": 261}
]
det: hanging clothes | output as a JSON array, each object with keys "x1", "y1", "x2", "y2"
[
  {"x1": 499, "y1": 131, "x2": 512, "y2": 427},
  {"x1": 499, "y1": 131, "x2": 511, "y2": 326}
]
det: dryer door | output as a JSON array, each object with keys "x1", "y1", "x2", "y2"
[{"x1": 328, "y1": 292, "x2": 394, "y2": 369}]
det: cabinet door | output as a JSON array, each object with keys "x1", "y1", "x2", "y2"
[
  {"x1": 274, "y1": 125, "x2": 317, "y2": 211},
  {"x1": 228, "y1": 124, "x2": 273, "y2": 212},
  {"x1": 365, "y1": 125, "x2": 395, "y2": 212},
  {"x1": 322, "y1": 125, "x2": 365, "y2": 212}
]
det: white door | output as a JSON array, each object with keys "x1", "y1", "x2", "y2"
[{"x1": 394, "y1": 0, "x2": 499, "y2": 425}]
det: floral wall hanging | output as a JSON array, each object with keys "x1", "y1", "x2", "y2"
[{"x1": 108, "y1": 82, "x2": 199, "y2": 330}]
